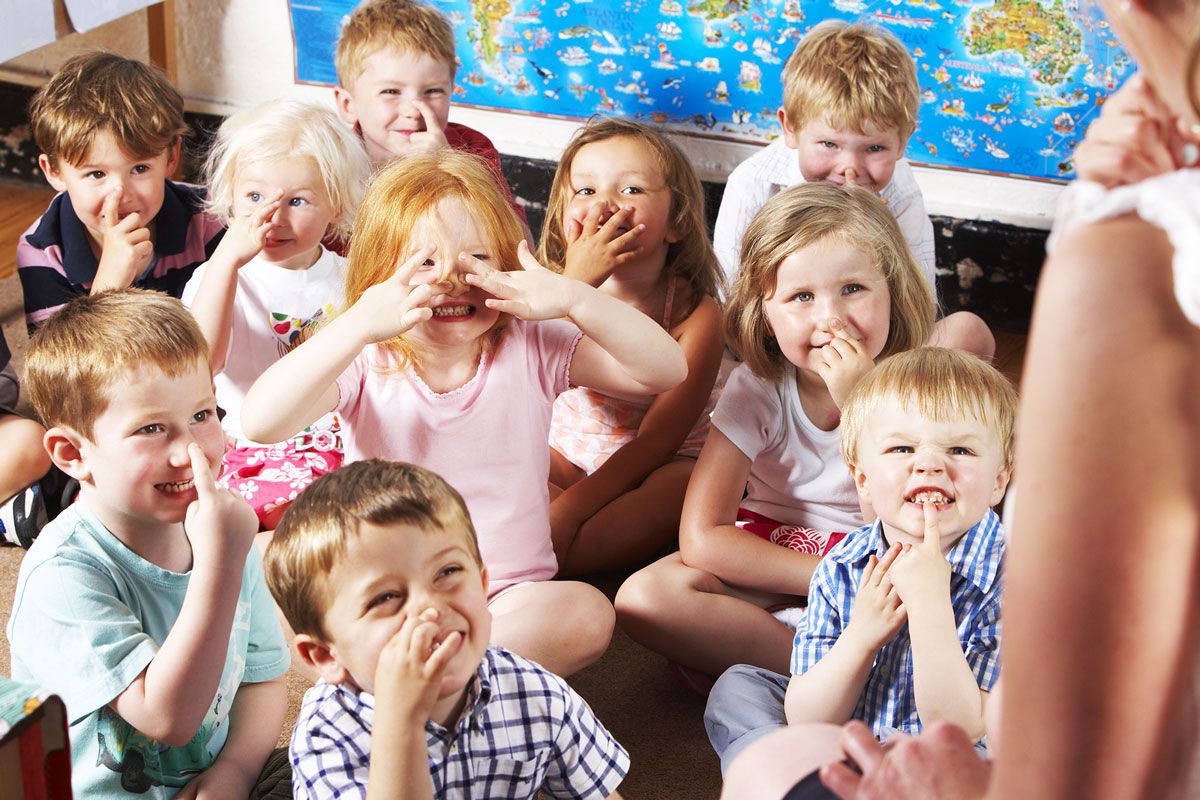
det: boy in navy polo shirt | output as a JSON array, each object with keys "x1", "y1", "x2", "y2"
[{"x1": 17, "y1": 52, "x2": 223, "y2": 329}]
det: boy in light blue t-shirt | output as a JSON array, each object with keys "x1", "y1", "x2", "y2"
[{"x1": 7, "y1": 289, "x2": 289, "y2": 798}]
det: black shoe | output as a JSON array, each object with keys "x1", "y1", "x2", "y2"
[{"x1": 0, "y1": 481, "x2": 48, "y2": 549}]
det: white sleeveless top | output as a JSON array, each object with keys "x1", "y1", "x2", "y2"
[
  {"x1": 1048, "y1": 170, "x2": 1200, "y2": 325},
  {"x1": 1050, "y1": 170, "x2": 1200, "y2": 796}
]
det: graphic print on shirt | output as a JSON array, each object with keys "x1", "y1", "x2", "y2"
[{"x1": 270, "y1": 303, "x2": 334, "y2": 357}]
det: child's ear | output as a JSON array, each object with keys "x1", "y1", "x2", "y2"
[
  {"x1": 850, "y1": 463, "x2": 870, "y2": 498},
  {"x1": 333, "y1": 86, "x2": 359, "y2": 128},
  {"x1": 165, "y1": 139, "x2": 182, "y2": 176},
  {"x1": 37, "y1": 155, "x2": 68, "y2": 194},
  {"x1": 990, "y1": 464, "x2": 1013, "y2": 507},
  {"x1": 479, "y1": 565, "x2": 489, "y2": 595},
  {"x1": 44, "y1": 426, "x2": 90, "y2": 483},
  {"x1": 294, "y1": 634, "x2": 352, "y2": 686},
  {"x1": 777, "y1": 109, "x2": 800, "y2": 149}
]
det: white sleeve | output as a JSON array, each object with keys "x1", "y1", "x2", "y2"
[
  {"x1": 886, "y1": 162, "x2": 938, "y2": 303},
  {"x1": 709, "y1": 364, "x2": 782, "y2": 462},
  {"x1": 714, "y1": 160, "x2": 772, "y2": 291}
]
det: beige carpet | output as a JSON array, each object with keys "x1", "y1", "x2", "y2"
[{"x1": 0, "y1": 224, "x2": 722, "y2": 798}]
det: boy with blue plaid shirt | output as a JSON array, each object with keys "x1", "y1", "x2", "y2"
[
  {"x1": 264, "y1": 459, "x2": 629, "y2": 799},
  {"x1": 707, "y1": 347, "x2": 1014, "y2": 791}
]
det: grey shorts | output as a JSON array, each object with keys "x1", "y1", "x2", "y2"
[{"x1": 0, "y1": 365, "x2": 19, "y2": 416}]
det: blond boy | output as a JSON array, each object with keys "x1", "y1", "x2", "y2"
[
  {"x1": 707, "y1": 347, "x2": 1014, "y2": 783},
  {"x1": 8, "y1": 290, "x2": 289, "y2": 798},
  {"x1": 265, "y1": 459, "x2": 629, "y2": 799},
  {"x1": 713, "y1": 22, "x2": 993, "y2": 357},
  {"x1": 333, "y1": 0, "x2": 527, "y2": 226},
  {"x1": 19, "y1": 52, "x2": 225, "y2": 329}
]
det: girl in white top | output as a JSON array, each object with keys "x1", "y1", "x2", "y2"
[
  {"x1": 183, "y1": 100, "x2": 370, "y2": 529},
  {"x1": 617, "y1": 183, "x2": 933, "y2": 682},
  {"x1": 240, "y1": 149, "x2": 686, "y2": 678}
]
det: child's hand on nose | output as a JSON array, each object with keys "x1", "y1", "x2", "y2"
[
  {"x1": 817, "y1": 318, "x2": 874, "y2": 410},
  {"x1": 94, "y1": 185, "x2": 154, "y2": 291},
  {"x1": 844, "y1": 167, "x2": 859, "y2": 186}
]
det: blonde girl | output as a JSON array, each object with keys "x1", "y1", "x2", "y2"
[
  {"x1": 183, "y1": 100, "x2": 370, "y2": 529},
  {"x1": 540, "y1": 118, "x2": 725, "y2": 576},
  {"x1": 241, "y1": 149, "x2": 686, "y2": 678},
  {"x1": 616, "y1": 182, "x2": 933, "y2": 685}
]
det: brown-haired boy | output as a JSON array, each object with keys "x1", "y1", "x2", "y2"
[
  {"x1": 333, "y1": 0, "x2": 527, "y2": 226},
  {"x1": 265, "y1": 459, "x2": 629, "y2": 799},
  {"x1": 713, "y1": 21, "x2": 993, "y2": 358},
  {"x1": 18, "y1": 52, "x2": 224, "y2": 329},
  {"x1": 8, "y1": 289, "x2": 289, "y2": 797}
]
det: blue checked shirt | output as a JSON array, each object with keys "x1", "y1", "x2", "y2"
[
  {"x1": 791, "y1": 509, "x2": 1005, "y2": 741},
  {"x1": 290, "y1": 646, "x2": 629, "y2": 799}
]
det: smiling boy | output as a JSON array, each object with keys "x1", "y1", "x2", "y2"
[
  {"x1": 8, "y1": 289, "x2": 289, "y2": 798},
  {"x1": 266, "y1": 459, "x2": 629, "y2": 799},
  {"x1": 18, "y1": 53, "x2": 224, "y2": 330},
  {"x1": 705, "y1": 347, "x2": 1014, "y2": 775}
]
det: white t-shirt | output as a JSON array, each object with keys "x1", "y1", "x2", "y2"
[
  {"x1": 711, "y1": 362, "x2": 861, "y2": 534},
  {"x1": 182, "y1": 246, "x2": 344, "y2": 442},
  {"x1": 713, "y1": 139, "x2": 937, "y2": 300}
]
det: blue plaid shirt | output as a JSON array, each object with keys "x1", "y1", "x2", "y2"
[
  {"x1": 291, "y1": 646, "x2": 629, "y2": 799},
  {"x1": 792, "y1": 509, "x2": 1005, "y2": 740}
]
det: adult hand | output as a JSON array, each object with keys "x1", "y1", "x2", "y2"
[
  {"x1": 816, "y1": 319, "x2": 875, "y2": 409},
  {"x1": 821, "y1": 720, "x2": 990, "y2": 800},
  {"x1": 94, "y1": 186, "x2": 153, "y2": 290},
  {"x1": 408, "y1": 99, "x2": 451, "y2": 155},
  {"x1": 562, "y1": 201, "x2": 645, "y2": 286},
  {"x1": 462, "y1": 240, "x2": 582, "y2": 321},
  {"x1": 352, "y1": 244, "x2": 450, "y2": 343},
  {"x1": 887, "y1": 502, "x2": 952, "y2": 614}
]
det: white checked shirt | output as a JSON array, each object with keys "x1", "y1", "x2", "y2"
[
  {"x1": 290, "y1": 646, "x2": 629, "y2": 799},
  {"x1": 791, "y1": 509, "x2": 1005, "y2": 741},
  {"x1": 713, "y1": 139, "x2": 938, "y2": 301}
]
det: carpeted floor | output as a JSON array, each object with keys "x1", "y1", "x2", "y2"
[{"x1": 0, "y1": 179, "x2": 723, "y2": 798}]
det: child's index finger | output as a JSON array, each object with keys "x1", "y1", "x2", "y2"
[
  {"x1": 100, "y1": 186, "x2": 123, "y2": 229},
  {"x1": 393, "y1": 243, "x2": 436, "y2": 285},
  {"x1": 188, "y1": 442, "x2": 216, "y2": 499},
  {"x1": 413, "y1": 98, "x2": 444, "y2": 136},
  {"x1": 922, "y1": 501, "x2": 940, "y2": 547}
]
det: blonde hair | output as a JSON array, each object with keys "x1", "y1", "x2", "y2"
[
  {"x1": 204, "y1": 100, "x2": 370, "y2": 242},
  {"x1": 725, "y1": 182, "x2": 933, "y2": 382},
  {"x1": 264, "y1": 459, "x2": 481, "y2": 639},
  {"x1": 25, "y1": 290, "x2": 211, "y2": 439},
  {"x1": 840, "y1": 346, "x2": 1017, "y2": 469},
  {"x1": 30, "y1": 51, "x2": 187, "y2": 167},
  {"x1": 335, "y1": 0, "x2": 457, "y2": 87},
  {"x1": 538, "y1": 117, "x2": 722, "y2": 315},
  {"x1": 344, "y1": 149, "x2": 523, "y2": 368},
  {"x1": 781, "y1": 21, "x2": 919, "y2": 142}
]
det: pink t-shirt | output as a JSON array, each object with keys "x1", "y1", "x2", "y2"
[{"x1": 335, "y1": 319, "x2": 582, "y2": 594}]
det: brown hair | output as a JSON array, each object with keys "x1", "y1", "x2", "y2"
[
  {"x1": 343, "y1": 149, "x2": 523, "y2": 369},
  {"x1": 780, "y1": 21, "x2": 919, "y2": 142},
  {"x1": 30, "y1": 51, "x2": 186, "y2": 167},
  {"x1": 25, "y1": 289, "x2": 211, "y2": 439},
  {"x1": 264, "y1": 459, "x2": 481, "y2": 639},
  {"x1": 538, "y1": 116, "x2": 722, "y2": 316},
  {"x1": 724, "y1": 182, "x2": 933, "y2": 382},
  {"x1": 335, "y1": 0, "x2": 457, "y2": 87},
  {"x1": 840, "y1": 346, "x2": 1018, "y2": 469}
]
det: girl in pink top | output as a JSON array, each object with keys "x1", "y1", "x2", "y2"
[
  {"x1": 539, "y1": 119, "x2": 725, "y2": 577},
  {"x1": 241, "y1": 150, "x2": 687, "y2": 678}
]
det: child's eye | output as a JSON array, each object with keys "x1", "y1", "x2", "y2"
[
  {"x1": 471, "y1": 253, "x2": 490, "y2": 261},
  {"x1": 437, "y1": 564, "x2": 463, "y2": 579},
  {"x1": 86, "y1": 170, "x2": 105, "y2": 180},
  {"x1": 368, "y1": 591, "x2": 404, "y2": 610},
  {"x1": 819, "y1": 140, "x2": 837, "y2": 149},
  {"x1": 842, "y1": 283, "x2": 865, "y2": 295},
  {"x1": 949, "y1": 446, "x2": 975, "y2": 456},
  {"x1": 191, "y1": 409, "x2": 213, "y2": 424},
  {"x1": 866, "y1": 144, "x2": 888, "y2": 153},
  {"x1": 420, "y1": 258, "x2": 436, "y2": 268},
  {"x1": 131, "y1": 164, "x2": 151, "y2": 175},
  {"x1": 621, "y1": 186, "x2": 644, "y2": 195},
  {"x1": 791, "y1": 291, "x2": 814, "y2": 302},
  {"x1": 381, "y1": 88, "x2": 400, "y2": 96},
  {"x1": 574, "y1": 187, "x2": 595, "y2": 197},
  {"x1": 885, "y1": 445, "x2": 913, "y2": 454},
  {"x1": 288, "y1": 197, "x2": 308, "y2": 208},
  {"x1": 425, "y1": 87, "x2": 446, "y2": 96},
  {"x1": 247, "y1": 191, "x2": 262, "y2": 203},
  {"x1": 137, "y1": 423, "x2": 165, "y2": 435}
]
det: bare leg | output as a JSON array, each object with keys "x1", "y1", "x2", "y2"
[
  {"x1": 615, "y1": 552, "x2": 797, "y2": 676},
  {"x1": 549, "y1": 448, "x2": 584, "y2": 490},
  {"x1": 489, "y1": 580, "x2": 614, "y2": 677},
  {"x1": 721, "y1": 723, "x2": 845, "y2": 800},
  {"x1": 558, "y1": 459, "x2": 693, "y2": 577},
  {"x1": 995, "y1": 219, "x2": 1200, "y2": 800},
  {"x1": 929, "y1": 311, "x2": 995, "y2": 361},
  {"x1": 0, "y1": 415, "x2": 50, "y2": 503}
]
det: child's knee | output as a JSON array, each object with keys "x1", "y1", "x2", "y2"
[
  {"x1": 614, "y1": 562, "x2": 671, "y2": 624},
  {"x1": 932, "y1": 312, "x2": 996, "y2": 361}
]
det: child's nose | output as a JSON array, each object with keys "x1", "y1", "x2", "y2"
[
  {"x1": 915, "y1": 450, "x2": 946, "y2": 474},
  {"x1": 440, "y1": 264, "x2": 470, "y2": 296}
]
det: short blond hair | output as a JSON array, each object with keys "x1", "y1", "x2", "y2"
[
  {"x1": 781, "y1": 21, "x2": 919, "y2": 142},
  {"x1": 840, "y1": 346, "x2": 1018, "y2": 470},
  {"x1": 335, "y1": 0, "x2": 457, "y2": 87},
  {"x1": 204, "y1": 100, "x2": 370, "y2": 242},
  {"x1": 30, "y1": 51, "x2": 186, "y2": 167},
  {"x1": 25, "y1": 290, "x2": 211, "y2": 439},
  {"x1": 725, "y1": 182, "x2": 933, "y2": 382},
  {"x1": 539, "y1": 116, "x2": 723, "y2": 312},
  {"x1": 344, "y1": 148, "x2": 523, "y2": 369},
  {"x1": 264, "y1": 459, "x2": 481, "y2": 640}
]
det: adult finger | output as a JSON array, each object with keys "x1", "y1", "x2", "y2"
[
  {"x1": 820, "y1": 761, "x2": 863, "y2": 799},
  {"x1": 839, "y1": 720, "x2": 886, "y2": 775}
]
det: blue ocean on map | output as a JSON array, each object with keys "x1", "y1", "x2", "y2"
[{"x1": 289, "y1": 0, "x2": 1132, "y2": 181}]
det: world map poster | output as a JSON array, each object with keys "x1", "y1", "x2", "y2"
[{"x1": 289, "y1": 0, "x2": 1131, "y2": 181}]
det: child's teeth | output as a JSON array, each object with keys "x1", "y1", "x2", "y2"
[{"x1": 433, "y1": 306, "x2": 471, "y2": 317}]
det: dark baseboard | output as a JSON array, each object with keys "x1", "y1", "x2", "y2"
[{"x1": 1, "y1": 81, "x2": 1043, "y2": 331}]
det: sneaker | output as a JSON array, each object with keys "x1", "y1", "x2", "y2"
[{"x1": 0, "y1": 482, "x2": 48, "y2": 549}]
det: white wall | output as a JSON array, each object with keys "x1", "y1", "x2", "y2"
[{"x1": 0, "y1": 1, "x2": 1060, "y2": 229}]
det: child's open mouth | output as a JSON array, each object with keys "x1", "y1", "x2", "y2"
[
  {"x1": 431, "y1": 304, "x2": 474, "y2": 319},
  {"x1": 906, "y1": 488, "x2": 954, "y2": 507},
  {"x1": 156, "y1": 479, "x2": 195, "y2": 494}
]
